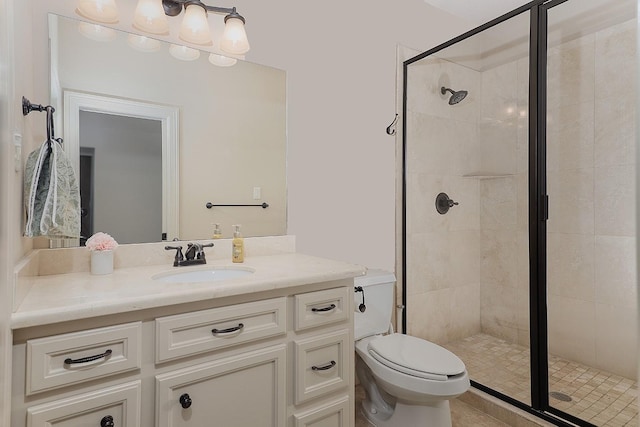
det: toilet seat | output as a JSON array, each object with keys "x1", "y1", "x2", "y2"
[{"x1": 367, "y1": 334, "x2": 465, "y2": 381}]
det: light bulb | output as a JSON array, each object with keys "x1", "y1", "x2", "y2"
[
  {"x1": 169, "y1": 44, "x2": 201, "y2": 61},
  {"x1": 220, "y1": 15, "x2": 250, "y2": 55},
  {"x1": 208, "y1": 53, "x2": 237, "y2": 67},
  {"x1": 179, "y1": 3, "x2": 212, "y2": 45},
  {"x1": 133, "y1": 0, "x2": 169, "y2": 35},
  {"x1": 76, "y1": 0, "x2": 119, "y2": 24},
  {"x1": 127, "y1": 34, "x2": 162, "y2": 53},
  {"x1": 77, "y1": 22, "x2": 117, "y2": 42}
]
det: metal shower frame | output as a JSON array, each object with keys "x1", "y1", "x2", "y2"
[{"x1": 400, "y1": 0, "x2": 599, "y2": 426}]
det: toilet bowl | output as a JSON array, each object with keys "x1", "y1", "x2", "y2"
[{"x1": 354, "y1": 270, "x2": 470, "y2": 427}]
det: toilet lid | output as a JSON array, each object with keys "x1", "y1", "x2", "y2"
[{"x1": 368, "y1": 334, "x2": 466, "y2": 381}]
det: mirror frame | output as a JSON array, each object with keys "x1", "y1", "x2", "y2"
[{"x1": 64, "y1": 91, "x2": 180, "y2": 241}]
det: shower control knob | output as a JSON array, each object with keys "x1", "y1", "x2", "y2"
[
  {"x1": 436, "y1": 192, "x2": 459, "y2": 215},
  {"x1": 100, "y1": 416, "x2": 114, "y2": 427}
]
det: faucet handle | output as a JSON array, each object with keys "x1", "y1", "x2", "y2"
[{"x1": 165, "y1": 245, "x2": 184, "y2": 267}]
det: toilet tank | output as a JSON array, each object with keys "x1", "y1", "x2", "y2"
[{"x1": 354, "y1": 269, "x2": 396, "y2": 340}]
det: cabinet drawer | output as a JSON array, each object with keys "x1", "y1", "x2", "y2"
[
  {"x1": 294, "y1": 330, "x2": 350, "y2": 404},
  {"x1": 293, "y1": 396, "x2": 350, "y2": 427},
  {"x1": 156, "y1": 345, "x2": 286, "y2": 427},
  {"x1": 156, "y1": 297, "x2": 286, "y2": 362},
  {"x1": 294, "y1": 287, "x2": 349, "y2": 331},
  {"x1": 26, "y1": 322, "x2": 142, "y2": 395},
  {"x1": 27, "y1": 380, "x2": 141, "y2": 427}
]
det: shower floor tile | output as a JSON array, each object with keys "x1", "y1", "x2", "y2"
[{"x1": 444, "y1": 333, "x2": 638, "y2": 426}]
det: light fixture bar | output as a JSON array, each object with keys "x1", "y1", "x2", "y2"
[{"x1": 162, "y1": 0, "x2": 240, "y2": 19}]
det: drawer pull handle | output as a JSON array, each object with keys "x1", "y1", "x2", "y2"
[
  {"x1": 311, "y1": 304, "x2": 336, "y2": 313},
  {"x1": 100, "y1": 415, "x2": 114, "y2": 427},
  {"x1": 64, "y1": 349, "x2": 112, "y2": 365},
  {"x1": 211, "y1": 323, "x2": 244, "y2": 334},
  {"x1": 311, "y1": 360, "x2": 336, "y2": 371},
  {"x1": 180, "y1": 393, "x2": 192, "y2": 409}
]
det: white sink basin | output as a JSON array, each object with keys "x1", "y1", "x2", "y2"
[{"x1": 152, "y1": 267, "x2": 254, "y2": 284}]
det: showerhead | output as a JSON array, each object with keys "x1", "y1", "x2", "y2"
[{"x1": 441, "y1": 86, "x2": 468, "y2": 105}]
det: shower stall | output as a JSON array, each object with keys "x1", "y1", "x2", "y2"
[{"x1": 402, "y1": 0, "x2": 637, "y2": 426}]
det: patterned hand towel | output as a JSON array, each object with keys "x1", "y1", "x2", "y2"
[{"x1": 24, "y1": 140, "x2": 81, "y2": 238}]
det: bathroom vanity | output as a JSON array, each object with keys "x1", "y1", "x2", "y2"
[{"x1": 10, "y1": 237, "x2": 364, "y2": 427}]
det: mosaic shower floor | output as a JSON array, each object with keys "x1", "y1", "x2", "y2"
[{"x1": 444, "y1": 334, "x2": 638, "y2": 426}]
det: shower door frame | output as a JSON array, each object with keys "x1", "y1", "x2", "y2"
[{"x1": 401, "y1": 0, "x2": 598, "y2": 426}]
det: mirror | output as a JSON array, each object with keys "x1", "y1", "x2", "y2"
[{"x1": 49, "y1": 14, "x2": 287, "y2": 244}]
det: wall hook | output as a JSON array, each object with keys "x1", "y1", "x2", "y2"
[{"x1": 386, "y1": 114, "x2": 398, "y2": 136}]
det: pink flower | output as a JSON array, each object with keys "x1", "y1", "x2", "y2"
[{"x1": 86, "y1": 232, "x2": 118, "y2": 251}]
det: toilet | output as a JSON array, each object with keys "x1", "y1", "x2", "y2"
[{"x1": 354, "y1": 270, "x2": 469, "y2": 427}]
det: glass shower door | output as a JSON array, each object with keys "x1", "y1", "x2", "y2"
[{"x1": 543, "y1": 0, "x2": 638, "y2": 424}]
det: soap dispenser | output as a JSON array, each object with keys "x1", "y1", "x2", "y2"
[
  {"x1": 212, "y1": 223, "x2": 222, "y2": 239},
  {"x1": 232, "y1": 224, "x2": 245, "y2": 263}
]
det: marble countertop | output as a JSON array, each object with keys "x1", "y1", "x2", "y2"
[{"x1": 11, "y1": 253, "x2": 366, "y2": 330}]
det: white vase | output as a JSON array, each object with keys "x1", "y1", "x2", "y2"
[{"x1": 91, "y1": 250, "x2": 114, "y2": 275}]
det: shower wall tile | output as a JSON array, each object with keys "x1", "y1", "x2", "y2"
[
  {"x1": 547, "y1": 232, "x2": 595, "y2": 302},
  {"x1": 478, "y1": 120, "x2": 518, "y2": 175},
  {"x1": 406, "y1": 230, "x2": 481, "y2": 295},
  {"x1": 480, "y1": 282, "x2": 518, "y2": 343},
  {"x1": 516, "y1": 57, "x2": 529, "y2": 175},
  {"x1": 481, "y1": 61, "x2": 518, "y2": 124},
  {"x1": 546, "y1": 101, "x2": 594, "y2": 172},
  {"x1": 594, "y1": 165, "x2": 636, "y2": 236},
  {"x1": 480, "y1": 177, "x2": 517, "y2": 231},
  {"x1": 406, "y1": 56, "x2": 480, "y2": 124},
  {"x1": 449, "y1": 230, "x2": 481, "y2": 287},
  {"x1": 406, "y1": 231, "x2": 450, "y2": 294},
  {"x1": 594, "y1": 303, "x2": 638, "y2": 379},
  {"x1": 450, "y1": 284, "x2": 482, "y2": 342},
  {"x1": 547, "y1": 296, "x2": 596, "y2": 368},
  {"x1": 406, "y1": 173, "x2": 449, "y2": 233},
  {"x1": 594, "y1": 93, "x2": 636, "y2": 168},
  {"x1": 406, "y1": 112, "x2": 481, "y2": 176},
  {"x1": 595, "y1": 18, "x2": 637, "y2": 101},
  {"x1": 547, "y1": 168, "x2": 594, "y2": 234},
  {"x1": 546, "y1": 34, "x2": 595, "y2": 109},
  {"x1": 481, "y1": 229, "x2": 518, "y2": 288},
  {"x1": 406, "y1": 173, "x2": 480, "y2": 234},
  {"x1": 516, "y1": 231, "x2": 529, "y2": 291},
  {"x1": 516, "y1": 116, "x2": 529, "y2": 174},
  {"x1": 407, "y1": 289, "x2": 452, "y2": 345},
  {"x1": 594, "y1": 235, "x2": 637, "y2": 309},
  {"x1": 516, "y1": 173, "x2": 528, "y2": 233}
]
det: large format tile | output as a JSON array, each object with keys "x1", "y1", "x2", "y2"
[
  {"x1": 547, "y1": 232, "x2": 595, "y2": 302},
  {"x1": 594, "y1": 165, "x2": 636, "y2": 236},
  {"x1": 594, "y1": 235, "x2": 637, "y2": 308}
]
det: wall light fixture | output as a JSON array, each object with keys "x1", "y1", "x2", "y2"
[{"x1": 77, "y1": 0, "x2": 250, "y2": 55}]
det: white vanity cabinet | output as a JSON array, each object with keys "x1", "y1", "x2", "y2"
[{"x1": 11, "y1": 279, "x2": 355, "y2": 427}]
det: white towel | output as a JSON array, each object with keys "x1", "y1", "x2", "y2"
[{"x1": 24, "y1": 140, "x2": 81, "y2": 238}]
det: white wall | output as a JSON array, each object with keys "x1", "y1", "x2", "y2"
[{"x1": 24, "y1": 0, "x2": 473, "y2": 271}]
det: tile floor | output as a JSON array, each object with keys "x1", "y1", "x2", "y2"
[
  {"x1": 355, "y1": 385, "x2": 510, "y2": 426},
  {"x1": 444, "y1": 333, "x2": 638, "y2": 426}
]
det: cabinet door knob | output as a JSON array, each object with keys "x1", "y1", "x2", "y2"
[
  {"x1": 179, "y1": 393, "x2": 192, "y2": 409},
  {"x1": 100, "y1": 415, "x2": 114, "y2": 427}
]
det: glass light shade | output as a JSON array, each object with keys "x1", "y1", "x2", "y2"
[
  {"x1": 133, "y1": 0, "x2": 169, "y2": 34},
  {"x1": 220, "y1": 16, "x2": 250, "y2": 55},
  {"x1": 77, "y1": 22, "x2": 117, "y2": 42},
  {"x1": 179, "y1": 4, "x2": 212, "y2": 45},
  {"x1": 208, "y1": 53, "x2": 237, "y2": 67},
  {"x1": 127, "y1": 34, "x2": 162, "y2": 52},
  {"x1": 169, "y1": 44, "x2": 201, "y2": 61},
  {"x1": 76, "y1": 0, "x2": 119, "y2": 24}
]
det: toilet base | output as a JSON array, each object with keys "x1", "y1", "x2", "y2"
[{"x1": 360, "y1": 399, "x2": 452, "y2": 427}]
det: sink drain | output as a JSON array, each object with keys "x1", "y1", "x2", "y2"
[{"x1": 550, "y1": 391, "x2": 572, "y2": 402}]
